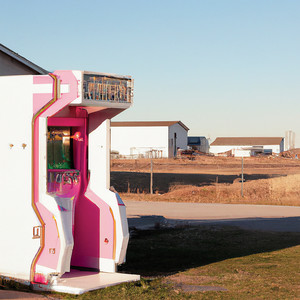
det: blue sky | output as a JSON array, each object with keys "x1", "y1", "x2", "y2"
[{"x1": 1, "y1": 0, "x2": 300, "y2": 146}]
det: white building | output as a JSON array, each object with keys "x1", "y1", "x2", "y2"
[
  {"x1": 111, "y1": 121, "x2": 189, "y2": 158},
  {"x1": 210, "y1": 137, "x2": 284, "y2": 157}
]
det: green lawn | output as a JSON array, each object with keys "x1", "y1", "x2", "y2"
[{"x1": 3, "y1": 225, "x2": 300, "y2": 299}]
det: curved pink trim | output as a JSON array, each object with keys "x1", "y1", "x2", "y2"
[
  {"x1": 40, "y1": 70, "x2": 78, "y2": 118},
  {"x1": 32, "y1": 71, "x2": 79, "y2": 281}
]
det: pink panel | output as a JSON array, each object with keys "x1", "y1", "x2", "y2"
[
  {"x1": 33, "y1": 75, "x2": 53, "y2": 84},
  {"x1": 85, "y1": 188, "x2": 114, "y2": 260},
  {"x1": 33, "y1": 94, "x2": 53, "y2": 115},
  {"x1": 71, "y1": 195, "x2": 100, "y2": 265},
  {"x1": 33, "y1": 273, "x2": 48, "y2": 285},
  {"x1": 40, "y1": 70, "x2": 78, "y2": 118},
  {"x1": 33, "y1": 120, "x2": 39, "y2": 215},
  {"x1": 71, "y1": 187, "x2": 115, "y2": 268},
  {"x1": 32, "y1": 71, "x2": 79, "y2": 278},
  {"x1": 47, "y1": 117, "x2": 84, "y2": 127},
  {"x1": 32, "y1": 75, "x2": 53, "y2": 115}
]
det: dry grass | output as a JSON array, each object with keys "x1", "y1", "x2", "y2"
[
  {"x1": 120, "y1": 174, "x2": 300, "y2": 206},
  {"x1": 112, "y1": 155, "x2": 300, "y2": 167},
  {"x1": 112, "y1": 156, "x2": 300, "y2": 176},
  {"x1": 114, "y1": 156, "x2": 300, "y2": 206}
]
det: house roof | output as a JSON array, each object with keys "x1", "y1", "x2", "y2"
[
  {"x1": 211, "y1": 137, "x2": 283, "y2": 146},
  {"x1": 111, "y1": 121, "x2": 189, "y2": 131},
  {"x1": 0, "y1": 43, "x2": 48, "y2": 74}
]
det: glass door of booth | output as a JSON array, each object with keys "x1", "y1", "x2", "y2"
[{"x1": 47, "y1": 127, "x2": 73, "y2": 170}]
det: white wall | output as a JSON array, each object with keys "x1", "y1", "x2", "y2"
[
  {"x1": 263, "y1": 144, "x2": 281, "y2": 154},
  {"x1": 0, "y1": 75, "x2": 41, "y2": 280},
  {"x1": 233, "y1": 149, "x2": 251, "y2": 157},
  {"x1": 89, "y1": 119, "x2": 110, "y2": 190},
  {"x1": 168, "y1": 123, "x2": 188, "y2": 157},
  {"x1": 210, "y1": 144, "x2": 283, "y2": 156},
  {"x1": 111, "y1": 126, "x2": 169, "y2": 157},
  {"x1": 210, "y1": 145, "x2": 235, "y2": 155},
  {"x1": 200, "y1": 138, "x2": 210, "y2": 153}
]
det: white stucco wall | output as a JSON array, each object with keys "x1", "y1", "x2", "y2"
[
  {"x1": 89, "y1": 119, "x2": 110, "y2": 190},
  {"x1": 111, "y1": 126, "x2": 169, "y2": 157},
  {"x1": 0, "y1": 75, "x2": 41, "y2": 279}
]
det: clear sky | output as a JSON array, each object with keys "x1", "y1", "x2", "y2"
[{"x1": 1, "y1": 0, "x2": 300, "y2": 146}]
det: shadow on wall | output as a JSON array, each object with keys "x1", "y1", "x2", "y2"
[{"x1": 111, "y1": 171, "x2": 285, "y2": 193}]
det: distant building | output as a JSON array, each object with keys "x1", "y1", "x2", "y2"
[
  {"x1": 187, "y1": 136, "x2": 209, "y2": 153},
  {"x1": 284, "y1": 130, "x2": 296, "y2": 151},
  {"x1": 111, "y1": 121, "x2": 189, "y2": 158},
  {"x1": 0, "y1": 43, "x2": 47, "y2": 76},
  {"x1": 210, "y1": 137, "x2": 284, "y2": 157}
]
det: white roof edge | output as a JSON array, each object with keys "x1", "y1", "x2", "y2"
[{"x1": 0, "y1": 44, "x2": 48, "y2": 74}]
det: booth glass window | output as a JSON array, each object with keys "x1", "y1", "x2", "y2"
[{"x1": 47, "y1": 127, "x2": 73, "y2": 169}]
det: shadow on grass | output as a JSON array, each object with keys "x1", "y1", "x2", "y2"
[
  {"x1": 111, "y1": 171, "x2": 285, "y2": 193},
  {"x1": 119, "y1": 217, "x2": 300, "y2": 276}
]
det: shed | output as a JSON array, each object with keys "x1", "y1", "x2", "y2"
[{"x1": 111, "y1": 121, "x2": 189, "y2": 158}]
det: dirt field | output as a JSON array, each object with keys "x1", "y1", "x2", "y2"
[{"x1": 111, "y1": 156, "x2": 300, "y2": 206}]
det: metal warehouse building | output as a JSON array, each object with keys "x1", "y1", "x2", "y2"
[{"x1": 210, "y1": 137, "x2": 284, "y2": 157}]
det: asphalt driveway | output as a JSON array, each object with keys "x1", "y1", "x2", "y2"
[{"x1": 125, "y1": 200, "x2": 300, "y2": 232}]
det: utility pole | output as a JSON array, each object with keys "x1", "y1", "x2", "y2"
[
  {"x1": 241, "y1": 156, "x2": 244, "y2": 197},
  {"x1": 150, "y1": 150, "x2": 153, "y2": 194}
]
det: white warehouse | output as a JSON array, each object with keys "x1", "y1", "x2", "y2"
[
  {"x1": 210, "y1": 137, "x2": 284, "y2": 157},
  {"x1": 111, "y1": 121, "x2": 189, "y2": 158}
]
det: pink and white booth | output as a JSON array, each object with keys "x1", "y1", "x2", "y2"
[{"x1": 0, "y1": 71, "x2": 139, "y2": 294}]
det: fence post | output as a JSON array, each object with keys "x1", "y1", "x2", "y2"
[
  {"x1": 150, "y1": 150, "x2": 153, "y2": 194},
  {"x1": 241, "y1": 156, "x2": 244, "y2": 197}
]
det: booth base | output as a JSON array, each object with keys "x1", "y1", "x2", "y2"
[{"x1": 33, "y1": 269, "x2": 140, "y2": 295}]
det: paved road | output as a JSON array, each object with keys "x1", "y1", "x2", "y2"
[{"x1": 125, "y1": 200, "x2": 300, "y2": 232}]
